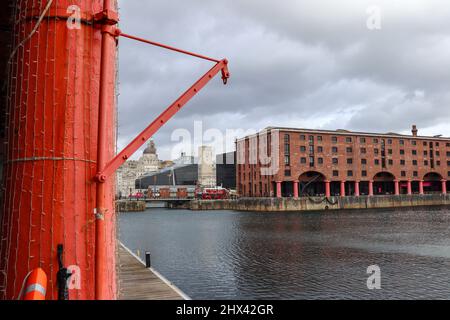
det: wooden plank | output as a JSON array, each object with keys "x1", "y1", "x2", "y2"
[{"x1": 117, "y1": 245, "x2": 185, "y2": 300}]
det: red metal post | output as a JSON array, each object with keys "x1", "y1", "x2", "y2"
[
  {"x1": 325, "y1": 181, "x2": 331, "y2": 198},
  {"x1": 276, "y1": 181, "x2": 282, "y2": 198},
  {"x1": 354, "y1": 181, "x2": 360, "y2": 197},
  {"x1": 293, "y1": 181, "x2": 299, "y2": 198},
  {"x1": 407, "y1": 180, "x2": 412, "y2": 195},
  {"x1": 369, "y1": 180, "x2": 374, "y2": 196},
  {"x1": 95, "y1": 0, "x2": 119, "y2": 300},
  {"x1": 394, "y1": 180, "x2": 400, "y2": 196},
  {"x1": 340, "y1": 181, "x2": 346, "y2": 197},
  {"x1": 0, "y1": 0, "x2": 116, "y2": 300},
  {"x1": 419, "y1": 180, "x2": 424, "y2": 195}
]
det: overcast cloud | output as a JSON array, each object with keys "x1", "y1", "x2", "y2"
[{"x1": 117, "y1": 0, "x2": 450, "y2": 160}]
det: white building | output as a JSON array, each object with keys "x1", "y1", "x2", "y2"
[
  {"x1": 116, "y1": 140, "x2": 160, "y2": 197},
  {"x1": 198, "y1": 146, "x2": 216, "y2": 187}
]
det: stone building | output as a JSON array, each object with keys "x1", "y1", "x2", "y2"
[
  {"x1": 237, "y1": 125, "x2": 450, "y2": 198},
  {"x1": 116, "y1": 140, "x2": 160, "y2": 197},
  {"x1": 198, "y1": 146, "x2": 216, "y2": 187}
]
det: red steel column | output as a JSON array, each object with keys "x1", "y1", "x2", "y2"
[
  {"x1": 354, "y1": 181, "x2": 360, "y2": 197},
  {"x1": 442, "y1": 180, "x2": 447, "y2": 195},
  {"x1": 340, "y1": 181, "x2": 346, "y2": 197},
  {"x1": 369, "y1": 180, "x2": 374, "y2": 196},
  {"x1": 394, "y1": 180, "x2": 400, "y2": 196},
  {"x1": 419, "y1": 180, "x2": 424, "y2": 195},
  {"x1": 276, "y1": 181, "x2": 282, "y2": 198},
  {"x1": 407, "y1": 180, "x2": 412, "y2": 195},
  {"x1": 325, "y1": 180, "x2": 331, "y2": 198},
  {"x1": 293, "y1": 181, "x2": 299, "y2": 198},
  {"x1": 0, "y1": 0, "x2": 117, "y2": 300},
  {"x1": 95, "y1": 0, "x2": 118, "y2": 300}
]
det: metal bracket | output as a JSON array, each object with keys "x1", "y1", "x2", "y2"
[
  {"x1": 93, "y1": 9, "x2": 119, "y2": 26},
  {"x1": 57, "y1": 244, "x2": 73, "y2": 300}
]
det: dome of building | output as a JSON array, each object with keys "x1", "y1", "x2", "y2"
[{"x1": 143, "y1": 140, "x2": 157, "y2": 155}]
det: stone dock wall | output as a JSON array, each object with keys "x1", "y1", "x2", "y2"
[{"x1": 190, "y1": 194, "x2": 450, "y2": 212}]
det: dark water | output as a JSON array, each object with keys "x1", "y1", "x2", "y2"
[{"x1": 118, "y1": 207, "x2": 450, "y2": 300}]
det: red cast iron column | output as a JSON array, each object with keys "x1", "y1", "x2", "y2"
[{"x1": 0, "y1": 0, "x2": 117, "y2": 300}]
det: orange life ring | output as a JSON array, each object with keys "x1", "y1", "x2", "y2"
[{"x1": 23, "y1": 268, "x2": 47, "y2": 300}]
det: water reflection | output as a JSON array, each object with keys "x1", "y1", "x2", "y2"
[{"x1": 119, "y1": 207, "x2": 450, "y2": 299}]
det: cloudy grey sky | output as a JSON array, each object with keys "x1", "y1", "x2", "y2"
[{"x1": 117, "y1": 0, "x2": 450, "y2": 160}]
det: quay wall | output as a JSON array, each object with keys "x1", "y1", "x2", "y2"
[
  {"x1": 117, "y1": 200, "x2": 147, "y2": 212},
  {"x1": 190, "y1": 194, "x2": 450, "y2": 212}
]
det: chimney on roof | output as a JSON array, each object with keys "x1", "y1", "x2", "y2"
[{"x1": 412, "y1": 125, "x2": 418, "y2": 137}]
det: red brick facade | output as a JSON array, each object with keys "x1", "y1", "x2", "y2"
[{"x1": 236, "y1": 126, "x2": 450, "y2": 197}]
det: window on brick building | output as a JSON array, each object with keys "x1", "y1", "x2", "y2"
[
  {"x1": 388, "y1": 159, "x2": 393, "y2": 165},
  {"x1": 309, "y1": 145, "x2": 314, "y2": 153},
  {"x1": 360, "y1": 137, "x2": 366, "y2": 143},
  {"x1": 361, "y1": 159, "x2": 367, "y2": 165},
  {"x1": 375, "y1": 159, "x2": 380, "y2": 165},
  {"x1": 333, "y1": 170, "x2": 339, "y2": 177},
  {"x1": 373, "y1": 138, "x2": 379, "y2": 143},
  {"x1": 300, "y1": 146, "x2": 306, "y2": 152},
  {"x1": 361, "y1": 148, "x2": 367, "y2": 154},
  {"x1": 424, "y1": 160, "x2": 429, "y2": 166},
  {"x1": 413, "y1": 171, "x2": 418, "y2": 177},
  {"x1": 346, "y1": 137, "x2": 352, "y2": 143},
  {"x1": 388, "y1": 139, "x2": 393, "y2": 145},
  {"x1": 332, "y1": 158, "x2": 339, "y2": 164},
  {"x1": 285, "y1": 156, "x2": 290, "y2": 165},
  {"x1": 447, "y1": 143, "x2": 450, "y2": 147},
  {"x1": 374, "y1": 148, "x2": 379, "y2": 155},
  {"x1": 309, "y1": 136, "x2": 314, "y2": 143},
  {"x1": 309, "y1": 156, "x2": 315, "y2": 167},
  {"x1": 412, "y1": 150, "x2": 417, "y2": 155},
  {"x1": 400, "y1": 140, "x2": 405, "y2": 145},
  {"x1": 413, "y1": 160, "x2": 418, "y2": 166},
  {"x1": 401, "y1": 171, "x2": 406, "y2": 177},
  {"x1": 284, "y1": 134, "x2": 290, "y2": 143},
  {"x1": 447, "y1": 151, "x2": 450, "y2": 157},
  {"x1": 400, "y1": 160, "x2": 406, "y2": 165},
  {"x1": 362, "y1": 170, "x2": 367, "y2": 177},
  {"x1": 284, "y1": 170, "x2": 291, "y2": 176},
  {"x1": 388, "y1": 149, "x2": 393, "y2": 155},
  {"x1": 436, "y1": 142, "x2": 439, "y2": 147},
  {"x1": 300, "y1": 157, "x2": 306, "y2": 164},
  {"x1": 300, "y1": 134, "x2": 306, "y2": 141},
  {"x1": 437, "y1": 161, "x2": 441, "y2": 166},
  {"x1": 411, "y1": 140, "x2": 416, "y2": 145},
  {"x1": 436, "y1": 151, "x2": 440, "y2": 156},
  {"x1": 347, "y1": 158, "x2": 353, "y2": 164},
  {"x1": 447, "y1": 161, "x2": 450, "y2": 166},
  {"x1": 317, "y1": 136, "x2": 323, "y2": 142},
  {"x1": 448, "y1": 171, "x2": 450, "y2": 177},
  {"x1": 332, "y1": 147, "x2": 338, "y2": 153},
  {"x1": 346, "y1": 147, "x2": 353, "y2": 153},
  {"x1": 318, "y1": 157, "x2": 323, "y2": 164},
  {"x1": 347, "y1": 170, "x2": 353, "y2": 177},
  {"x1": 332, "y1": 136, "x2": 338, "y2": 143},
  {"x1": 317, "y1": 146, "x2": 323, "y2": 153},
  {"x1": 400, "y1": 149, "x2": 405, "y2": 155},
  {"x1": 424, "y1": 150, "x2": 428, "y2": 156}
]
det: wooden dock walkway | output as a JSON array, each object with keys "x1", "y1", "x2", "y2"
[{"x1": 117, "y1": 244, "x2": 188, "y2": 300}]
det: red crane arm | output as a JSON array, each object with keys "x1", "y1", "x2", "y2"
[{"x1": 95, "y1": 33, "x2": 229, "y2": 182}]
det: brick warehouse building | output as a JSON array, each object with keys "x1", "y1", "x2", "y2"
[{"x1": 236, "y1": 125, "x2": 450, "y2": 198}]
